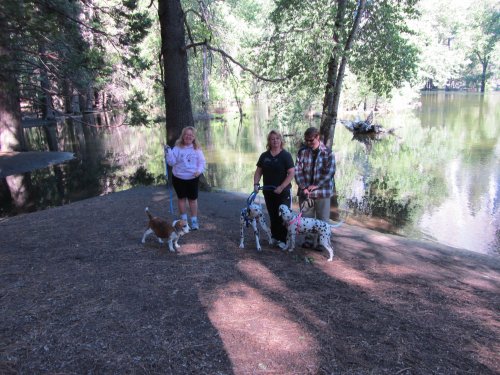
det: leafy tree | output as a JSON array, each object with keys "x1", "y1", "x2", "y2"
[
  {"x1": 0, "y1": 0, "x2": 153, "y2": 151},
  {"x1": 461, "y1": 0, "x2": 499, "y2": 92},
  {"x1": 410, "y1": 0, "x2": 468, "y2": 90},
  {"x1": 257, "y1": 0, "x2": 419, "y2": 146}
]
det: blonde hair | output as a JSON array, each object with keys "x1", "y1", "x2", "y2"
[
  {"x1": 266, "y1": 130, "x2": 285, "y2": 151},
  {"x1": 175, "y1": 126, "x2": 201, "y2": 150}
]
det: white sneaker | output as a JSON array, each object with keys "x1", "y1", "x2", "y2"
[
  {"x1": 271, "y1": 238, "x2": 286, "y2": 250},
  {"x1": 191, "y1": 218, "x2": 199, "y2": 230}
]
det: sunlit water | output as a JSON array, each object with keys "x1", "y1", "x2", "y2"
[{"x1": 1, "y1": 92, "x2": 499, "y2": 255}]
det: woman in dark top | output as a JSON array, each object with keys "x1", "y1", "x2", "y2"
[{"x1": 253, "y1": 130, "x2": 295, "y2": 248}]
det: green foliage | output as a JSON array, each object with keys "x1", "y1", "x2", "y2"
[
  {"x1": 3, "y1": 0, "x2": 498, "y2": 131},
  {"x1": 351, "y1": 1, "x2": 420, "y2": 96},
  {"x1": 413, "y1": 0, "x2": 499, "y2": 90},
  {"x1": 125, "y1": 88, "x2": 152, "y2": 126},
  {"x1": 460, "y1": 0, "x2": 499, "y2": 89},
  {"x1": 254, "y1": 0, "x2": 420, "y2": 127},
  {"x1": 129, "y1": 166, "x2": 156, "y2": 186},
  {"x1": 0, "y1": 0, "x2": 155, "y2": 117}
]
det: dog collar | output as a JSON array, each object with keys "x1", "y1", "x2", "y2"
[{"x1": 288, "y1": 212, "x2": 302, "y2": 233}]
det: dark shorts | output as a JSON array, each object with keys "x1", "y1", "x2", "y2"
[{"x1": 172, "y1": 175, "x2": 199, "y2": 200}]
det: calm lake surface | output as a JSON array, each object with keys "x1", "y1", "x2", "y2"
[{"x1": 1, "y1": 91, "x2": 499, "y2": 256}]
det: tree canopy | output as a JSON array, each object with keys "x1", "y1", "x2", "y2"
[{"x1": 0, "y1": 0, "x2": 498, "y2": 151}]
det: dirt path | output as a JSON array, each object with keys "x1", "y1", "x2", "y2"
[{"x1": 1, "y1": 186, "x2": 499, "y2": 374}]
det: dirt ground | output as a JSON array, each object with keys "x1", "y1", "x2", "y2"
[{"x1": 0, "y1": 186, "x2": 499, "y2": 374}]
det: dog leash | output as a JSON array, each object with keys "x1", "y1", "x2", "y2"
[
  {"x1": 299, "y1": 197, "x2": 314, "y2": 212},
  {"x1": 164, "y1": 145, "x2": 174, "y2": 215},
  {"x1": 246, "y1": 185, "x2": 277, "y2": 207}
]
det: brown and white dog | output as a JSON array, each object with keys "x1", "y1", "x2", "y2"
[
  {"x1": 278, "y1": 204, "x2": 342, "y2": 261},
  {"x1": 141, "y1": 207, "x2": 190, "y2": 252},
  {"x1": 239, "y1": 203, "x2": 272, "y2": 252}
]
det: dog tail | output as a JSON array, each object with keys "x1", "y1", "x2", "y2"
[
  {"x1": 145, "y1": 207, "x2": 153, "y2": 221},
  {"x1": 330, "y1": 220, "x2": 344, "y2": 229}
]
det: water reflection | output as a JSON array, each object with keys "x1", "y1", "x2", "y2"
[{"x1": 0, "y1": 92, "x2": 498, "y2": 255}]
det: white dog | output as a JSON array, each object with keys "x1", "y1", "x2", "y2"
[
  {"x1": 239, "y1": 203, "x2": 273, "y2": 252},
  {"x1": 278, "y1": 204, "x2": 342, "y2": 261}
]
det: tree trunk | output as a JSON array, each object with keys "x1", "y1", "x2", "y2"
[
  {"x1": 202, "y1": 45, "x2": 210, "y2": 115},
  {"x1": 158, "y1": 0, "x2": 194, "y2": 146},
  {"x1": 62, "y1": 80, "x2": 72, "y2": 113},
  {"x1": 480, "y1": 58, "x2": 488, "y2": 93},
  {"x1": 319, "y1": 0, "x2": 366, "y2": 148},
  {"x1": 39, "y1": 44, "x2": 56, "y2": 120},
  {"x1": 0, "y1": 26, "x2": 25, "y2": 151},
  {"x1": 85, "y1": 85, "x2": 94, "y2": 112}
]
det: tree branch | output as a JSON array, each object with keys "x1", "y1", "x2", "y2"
[{"x1": 184, "y1": 41, "x2": 287, "y2": 83}]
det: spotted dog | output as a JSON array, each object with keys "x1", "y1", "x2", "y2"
[
  {"x1": 278, "y1": 204, "x2": 342, "y2": 261},
  {"x1": 239, "y1": 203, "x2": 273, "y2": 252}
]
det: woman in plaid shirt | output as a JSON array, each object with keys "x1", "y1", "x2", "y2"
[{"x1": 294, "y1": 127, "x2": 336, "y2": 247}]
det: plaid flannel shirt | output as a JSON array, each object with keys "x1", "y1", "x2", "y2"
[{"x1": 294, "y1": 142, "x2": 336, "y2": 199}]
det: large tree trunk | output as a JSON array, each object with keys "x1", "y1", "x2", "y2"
[
  {"x1": 319, "y1": 0, "x2": 346, "y2": 148},
  {"x1": 158, "y1": 0, "x2": 194, "y2": 146},
  {"x1": 0, "y1": 25, "x2": 25, "y2": 151},
  {"x1": 319, "y1": 0, "x2": 366, "y2": 148}
]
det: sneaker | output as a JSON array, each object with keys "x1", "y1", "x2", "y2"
[
  {"x1": 191, "y1": 218, "x2": 199, "y2": 230},
  {"x1": 271, "y1": 238, "x2": 287, "y2": 250}
]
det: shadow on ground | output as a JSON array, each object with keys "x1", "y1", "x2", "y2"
[{"x1": 0, "y1": 186, "x2": 499, "y2": 374}]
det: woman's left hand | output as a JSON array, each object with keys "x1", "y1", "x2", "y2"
[{"x1": 274, "y1": 186, "x2": 284, "y2": 194}]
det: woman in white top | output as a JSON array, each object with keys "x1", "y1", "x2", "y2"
[{"x1": 166, "y1": 126, "x2": 206, "y2": 230}]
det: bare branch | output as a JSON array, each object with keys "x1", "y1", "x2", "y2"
[
  {"x1": 184, "y1": 41, "x2": 287, "y2": 83},
  {"x1": 184, "y1": 8, "x2": 205, "y2": 21},
  {"x1": 182, "y1": 10, "x2": 197, "y2": 56}
]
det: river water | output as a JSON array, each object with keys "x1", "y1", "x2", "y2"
[{"x1": 1, "y1": 91, "x2": 499, "y2": 255}]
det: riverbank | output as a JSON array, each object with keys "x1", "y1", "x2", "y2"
[
  {"x1": 1, "y1": 186, "x2": 499, "y2": 374},
  {"x1": 0, "y1": 151, "x2": 74, "y2": 178}
]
